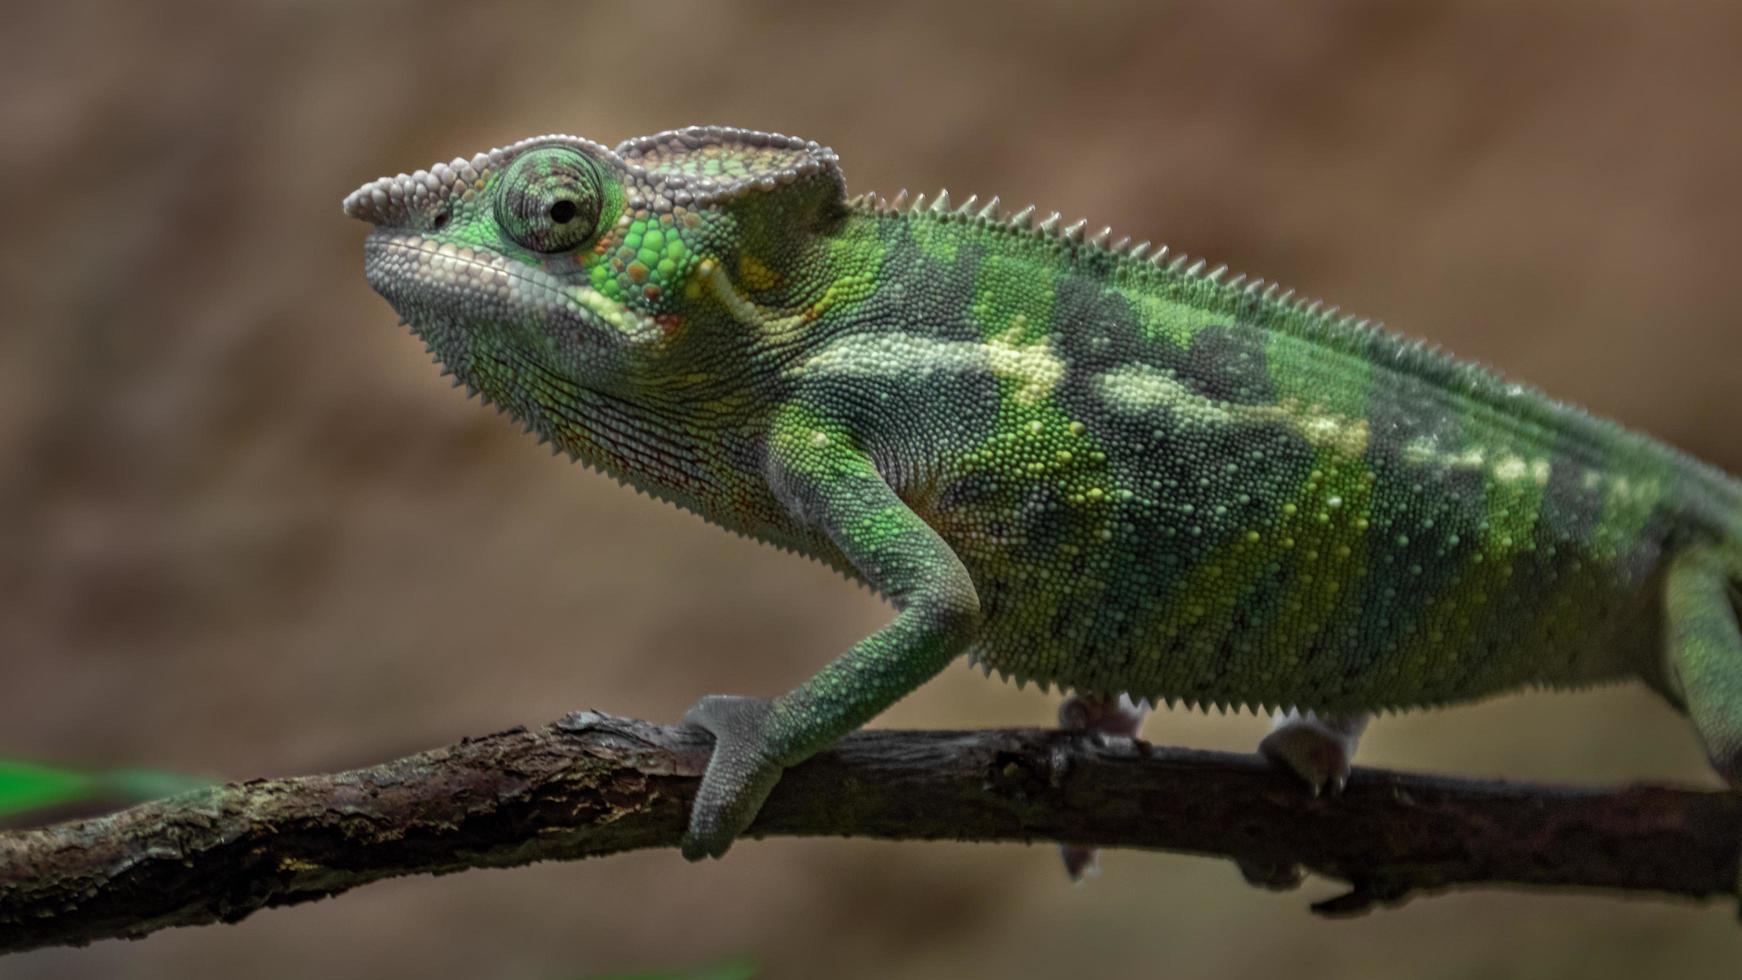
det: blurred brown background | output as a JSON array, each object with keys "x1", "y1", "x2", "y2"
[{"x1": 4, "y1": 1, "x2": 1741, "y2": 977}]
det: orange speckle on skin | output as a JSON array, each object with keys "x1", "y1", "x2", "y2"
[
  {"x1": 644, "y1": 284, "x2": 662, "y2": 300},
  {"x1": 627, "y1": 261, "x2": 647, "y2": 282}
]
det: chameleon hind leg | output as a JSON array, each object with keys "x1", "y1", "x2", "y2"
[
  {"x1": 1228, "y1": 709, "x2": 1372, "y2": 892},
  {"x1": 1663, "y1": 545, "x2": 1742, "y2": 785},
  {"x1": 1259, "y1": 709, "x2": 1369, "y2": 795},
  {"x1": 1056, "y1": 693, "x2": 1149, "y2": 879}
]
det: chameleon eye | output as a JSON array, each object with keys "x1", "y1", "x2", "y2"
[{"x1": 494, "y1": 147, "x2": 605, "y2": 254}]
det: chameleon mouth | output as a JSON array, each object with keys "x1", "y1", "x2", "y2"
[
  {"x1": 361, "y1": 232, "x2": 660, "y2": 346},
  {"x1": 364, "y1": 232, "x2": 566, "y2": 323}
]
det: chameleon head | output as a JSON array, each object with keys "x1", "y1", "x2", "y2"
[
  {"x1": 343, "y1": 134, "x2": 657, "y2": 406},
  {"x1": 343, "y1": 128, "x2": 846, "y2": 422}
]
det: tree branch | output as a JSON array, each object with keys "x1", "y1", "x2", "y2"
[{"x1": 2, "y1": 711, "x2": 1738, "y2": 953}]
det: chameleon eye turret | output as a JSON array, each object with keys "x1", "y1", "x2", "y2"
[{"x1": 493, "y1": 146, "x2": 611, "y2": 254}]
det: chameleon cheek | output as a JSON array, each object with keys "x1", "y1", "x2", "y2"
[
  {"x1": 361, "y1": 230, "x2": 659, "y2": 376},
  {"x1": 589, "y1": 210, "x2": 702, "y2": 315},
  {"x1": 361, "y1": 233, "x2": 517, "y2": 328}
]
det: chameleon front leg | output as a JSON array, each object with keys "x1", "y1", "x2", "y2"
[
  {"x1": 680, "y1": 409, "x2": 982, "y2": 860},
  {"x1": 1663, "y1": 545, "x2": 1742, "y2": 786}
]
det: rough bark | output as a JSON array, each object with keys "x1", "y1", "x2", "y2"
[{"x1": 2, "y1": 712, "x2": 1737, "y2": 953}]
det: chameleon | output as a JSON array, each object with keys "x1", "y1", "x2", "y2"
[{"x1": 344, "y1": 126, "x2": 1742, "y2": 864}]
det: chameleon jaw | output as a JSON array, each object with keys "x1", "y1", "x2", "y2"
[{"x1": 361, "y1": 232, "x2": 660, "y2": 353}]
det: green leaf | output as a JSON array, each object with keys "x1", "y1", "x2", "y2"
[
  {"x1": 0, "y1": 761, "x2": 97, "y2": 817},
  {"x1": 100, "y1": 768, "x2": 218, "y2": 802},
  {"x1": 0, "y1": 760, "x2": 216, "y2": 821}
]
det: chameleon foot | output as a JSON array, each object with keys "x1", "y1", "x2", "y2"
[
  {"x1": 1057, "y1": 693, "x2": 1149, "y2": 880},
  {"x1": 681, "y1": 694, "x2": 785, "y2": 861},
  {"x1": 1258, "y1": 709, "x2": 1369, "y2": 794}
]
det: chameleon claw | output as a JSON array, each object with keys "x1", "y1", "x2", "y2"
[
  {"x1": 1061, "y1": 843, "x2": 1100, "y2": 882},
  {"x1": 1259, "y1": 710, "x2": 1369, "y2": 795},
  {"x1": 680, "y1": 694, "x2": 785, "y2": 861}
]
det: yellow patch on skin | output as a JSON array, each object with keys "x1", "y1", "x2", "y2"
[
  {"x1": 789, "y1": 328, "x2": 1065, "y2": 406},
  {"x1": 1097, "y1": 364, "x2": 1369, "y2": 457},
  {"x1": 1407, "y1": 438, "x2": 1552, "y2": 486},
  {"x1": 1293, "y1": 405, "x2": 1370, "y2": 457},
  {"x1": 1098, "y1": 363, "x2": 1231, "y2": 423},
  {"x1": 738, "y1": 254, "x2": 779, "y2": 291},
  {"x1": 699, "y1": 257, "x2": 865, "y2": 340},
  {"x1": 984, "y1": 322, "x2": 1064, "y2": 406},
  {"x1": 700, "y1": 259, "x2": 752, "y2": 321},
  {"x1": 572, "y1": 284, "x2": 661, "y2": 341},
  {"x1": 802, "y1": 271, "x2": 876, "y2": 325},
  {"x1": 701, "y1": 260, "x2": 808, "y2": 335},
  {"x1": 1449, "y1": 448, "x2": 1486, "y2": 469}
]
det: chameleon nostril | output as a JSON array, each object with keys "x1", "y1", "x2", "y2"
[{"x1": 431, "y1": 210, "x2": 451, "y2": 231}]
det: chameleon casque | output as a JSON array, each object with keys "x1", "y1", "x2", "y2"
[{"x1": 345, "y1": 126, "x2": 1742, "y2": 863}]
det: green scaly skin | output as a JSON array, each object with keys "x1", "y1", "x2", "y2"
[{"x1": 345, "y1": 127, "x2": 1742, "y2": 861}]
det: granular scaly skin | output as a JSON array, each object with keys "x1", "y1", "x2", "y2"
[{"x1": 346, "y1": 127, "x2": 1742, "y2": 859}]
